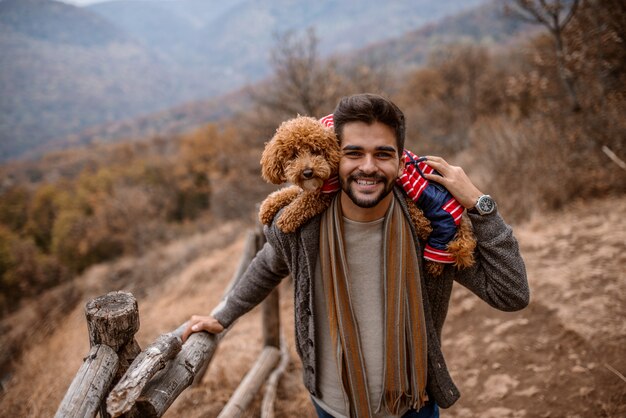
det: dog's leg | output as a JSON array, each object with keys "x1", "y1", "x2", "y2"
[
  {"x1": 259, "y1": 185, "x2": 302, "y2": 226},
  {"x1": 446, "y1": 215, "x2": 477, "y2": 269},
  {"x1": 276, "y1": 192, "x2": 333, "y2": 233},
  {"x1": 405, "y1": 199, "x2": 432, "y2": 242}
]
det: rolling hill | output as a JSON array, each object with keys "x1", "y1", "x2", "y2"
[
  {"x1": 0, "y1": 0, "x2": 189, "y2": 160},
  {"x1": 38, "y1": 0, "x2": 534, "y2": 154},
  {"x1": 1, "y1": 0, "x2": 488, "y2": 161}
]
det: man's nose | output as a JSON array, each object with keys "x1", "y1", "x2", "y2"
[{"x1": 359, "y1": 155, "x2": 377, "y2": 173}]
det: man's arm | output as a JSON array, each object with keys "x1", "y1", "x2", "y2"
[
  {"x1": 182, "y1": 234, "x2": 289, "y2": 342},
  {"x1": 423, "y1": 156, "x2": 529, "y2": 311},
  {"x1": 452, "y1": 210, "x2": 529, "y2": 311}
]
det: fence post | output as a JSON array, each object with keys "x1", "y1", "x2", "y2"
[
  {"x1": 85, "y1": 291, "x2": 142, "y2": 418},
  {"x1": 262, "y1": 289, "x2": 281, "y2": 349},
  {"x1": 55, "y1": 291, "x2": 140, "y2": 418}
]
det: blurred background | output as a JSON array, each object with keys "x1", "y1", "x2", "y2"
[{"x1": 0, "y1": 0, "x2": 624, "y2": 416}]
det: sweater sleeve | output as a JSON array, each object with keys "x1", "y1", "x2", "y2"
[
  {"x1": 213, "y1": 228, "x2": 290, "y2": 328},
  {"x1": 452, "y1": 209, "x2": 530, "y2": 311}
]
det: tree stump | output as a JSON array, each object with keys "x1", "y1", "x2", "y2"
[
  {"x1": 85, "y1": 291, "x2": 140, "y2": 351},
  {"x1": 85, "y1": 291, "x2": 141, "y2": 418}
]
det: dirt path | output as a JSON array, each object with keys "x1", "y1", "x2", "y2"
[
  {"x1": 0, "y1": 196, "x2": 624, "y2": 417},
  {"x1": 443, "y1": 196, "x2": 626, "y2": 417}
]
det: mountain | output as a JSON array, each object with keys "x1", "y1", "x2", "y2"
[
  {"x1": 1, "y1": 0, "x2": 492, "y2": 161},
  {"x1": 355, "y1": 0, "x2": 536, "y2": 69},
  {"x1": 43, "y1": 0, "x2": 533, "y2": 152},
  {"x1": 88, "y1": 0, "x2": 488, "y2": 91},
  {"x1": 0, "y1": 0, "x2": 191, "y2": 160}
]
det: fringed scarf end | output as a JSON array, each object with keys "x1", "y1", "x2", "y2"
[
  {"x1": 409, "y1": 389, "x2": 429, "y2": 412},
  {"x1": 381, "y1": 390, "x2": 411, "y2": 415}
]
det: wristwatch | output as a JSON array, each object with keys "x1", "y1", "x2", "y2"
[{"x1": 470, "y1": 195, "x2": 496, "y2": 215}]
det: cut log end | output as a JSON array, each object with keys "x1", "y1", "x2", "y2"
[{"x1": 85, "y1": 291, "x2": 140, "y2": 351}]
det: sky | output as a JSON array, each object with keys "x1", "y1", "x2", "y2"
[
  {"x1": 60, "y1": 0, "x2": 179, "y2": 5},
  {"x1": 60, "y1": 0, "x2": 112, "y2": 5}
]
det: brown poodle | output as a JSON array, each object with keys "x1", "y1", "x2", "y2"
[{"x1": 259, "y1": 116, "x2": 341, "y2": 233}]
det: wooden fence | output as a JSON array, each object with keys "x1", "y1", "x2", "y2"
[{"x1": 55, "y1": 226, "x2": 289, "y2": 418}]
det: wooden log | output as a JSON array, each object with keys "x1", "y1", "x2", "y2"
[
  {"x1": 85, "y1": 291, "x2": 139, "y2": 351},
  {"x1": 115, "y1": 338, "x2": 142, "y2": 382},
  {"x1": 129, "y1": 330, "x2": 224, "y2": 417},
  {"x1": 217, "y1": 346, "x2": 281, "y2": 418},
  {"x1": 261, "y1": 334, "x2": 290, "y2": 418},
  {"x1": 54, "y1": 345, "x2": 119, "y2": 418},
  {"x1": 106, "y1": 333, "x2": 182, "y2": 417},
  {"x1": 262, "y1": 287, "x2": 280, "y2": 348}
]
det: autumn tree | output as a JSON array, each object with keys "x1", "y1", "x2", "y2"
[
  {"x1": 506, "y1": 0, "x2": 581, "y2": 110},
  {"x1": 400, "y1": 44, "x2": 499, "y2": 152},
  {"x1": 26, "y1": 184, "x2": 66, "y2": 252},
  {"x1": 0, "y1": 185, "x2": 30, "y2": 232},
  {"x1": 251, "y1": 28, "x2": 342, "y2": 120}
]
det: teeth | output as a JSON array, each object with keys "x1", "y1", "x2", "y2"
[{"x1": 356, "y1": 179, "x2": 377, "y2": 185}]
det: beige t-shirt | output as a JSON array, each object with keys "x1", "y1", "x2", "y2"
[{"x1": 312, "y1": 217, "x2": 407, "y2": 418}]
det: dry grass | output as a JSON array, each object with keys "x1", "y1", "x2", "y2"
[{"x1": 469, "y1": 108, "x2": 626, "y2": 223}]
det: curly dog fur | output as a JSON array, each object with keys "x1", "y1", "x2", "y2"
[{"x1": 259, "y1": 116, "x2": 341, "y2": 233}]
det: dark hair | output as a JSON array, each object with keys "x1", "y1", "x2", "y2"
[{"x1": 333, "y1": 93, "x2": 405, "y2": 152}]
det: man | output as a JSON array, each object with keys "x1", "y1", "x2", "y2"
[{"x1": 182, "y1": 93, "x2": 529, "y2": 418}]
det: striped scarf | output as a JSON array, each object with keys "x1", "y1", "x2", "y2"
[{"x1": 319, "y1": 195, "x2": 428, "y2": 417}]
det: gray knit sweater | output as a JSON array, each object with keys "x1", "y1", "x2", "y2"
[{"x1": 213, "y1": 187, "x2": 529, "y2": 409}]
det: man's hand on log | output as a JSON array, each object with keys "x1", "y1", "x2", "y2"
[{"x1": 182, "y1": 315, "x2": 225, "y2": 343}]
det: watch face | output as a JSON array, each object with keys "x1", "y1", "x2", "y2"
[{"x1": 478, "y1": 196, "x2": 495, "y2": 214}]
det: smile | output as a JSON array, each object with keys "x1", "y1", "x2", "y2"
[{"x1": 355, "y1": 179, "x2": 380, "y2": 186}]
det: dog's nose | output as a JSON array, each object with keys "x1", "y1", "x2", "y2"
[{"x1": 302, "y1": 169, "x2": 314, "y2": 179}]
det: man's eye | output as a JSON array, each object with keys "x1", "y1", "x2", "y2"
[{"x1": 344, "y1": 151, "x2": 362, "y2": 157}]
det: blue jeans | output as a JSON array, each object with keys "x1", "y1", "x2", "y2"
[{"x1": 312, "y1": 398, "x2": 439, "y2": 418}]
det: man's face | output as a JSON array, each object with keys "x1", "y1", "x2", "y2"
[{"x1": 338, "y1": 121, "x2": 404, "y2": 213}]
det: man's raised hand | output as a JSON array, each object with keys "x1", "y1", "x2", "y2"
[{"x1": 422, "y1": 156, "x2": 484, "y2": 209}]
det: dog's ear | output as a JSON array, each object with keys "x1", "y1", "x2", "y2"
[
  {"x1": 324, "y1": 130, "x2": 342, "y2": 172},
  {"x1": 260, "y1": 137, "x2": 286, "y2": 184}
]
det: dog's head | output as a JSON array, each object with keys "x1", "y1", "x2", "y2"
[{"x1": 261, "y1": 116, "x2": 341, "y2": 191}]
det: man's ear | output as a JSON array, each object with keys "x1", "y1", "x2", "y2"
[{"x1": 398, "y1": 150, "x2": 406, "y2": 177}]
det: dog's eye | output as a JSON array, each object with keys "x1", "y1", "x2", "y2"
[
  {"x1": 290, "y1": 150, "x2": 298, "y2": 159},
  {"x1": 310, "y1": 149, "x2": 321, "y2": 156}
]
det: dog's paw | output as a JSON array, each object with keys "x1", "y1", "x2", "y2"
[
  {"x1": 259, "y1": 186, "x2": 302, "y2": 226},
  {"x1": 447, "y1": 215, "x2": 476, "y2": 269},
  {"x1": 425, "y1": 260, "x2": 445, "y2": 277},
  {"x1": 276, "y1": 206, "x2": 306, "y2": 233}
]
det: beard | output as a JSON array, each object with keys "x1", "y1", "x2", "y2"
[{"x1": 339, "y1": 171, "x2": 396, "y2": 208}]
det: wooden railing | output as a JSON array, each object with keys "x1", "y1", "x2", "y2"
[{"x1": 55, "y1": 227, "x2": 289, "y2": 418}]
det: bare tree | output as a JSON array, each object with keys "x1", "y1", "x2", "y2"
[
  {"x1": 506, "y1": 0, "x2": 581, "y2": 111},
  {"x1": 250, "y1": 28, "x2": 342, "y2": 120}
]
